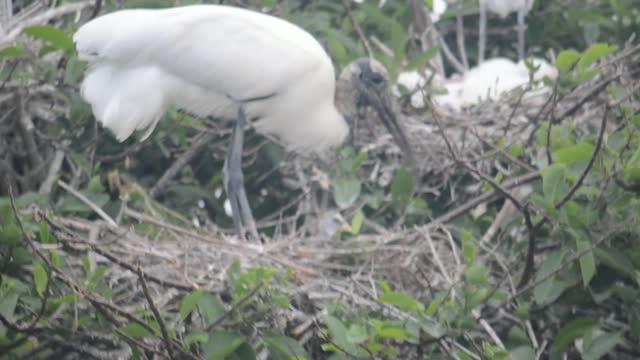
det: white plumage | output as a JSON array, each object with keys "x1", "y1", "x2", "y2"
[
  {"x1": 395, "y1": 57, "x2": 557, "y2": 111},
  {"x1": 430, "y1": 0, "x2": 448, "y2": 22},
  {"x1": 75, "y1": 5, "x2": 347, "y2": 152},
  {"x1": 482, "y1": 0, "x2": 534, "y2": 19}
]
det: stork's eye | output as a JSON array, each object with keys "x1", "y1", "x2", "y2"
[{"x1": 369, "y1": 72, "x2": 385, "y2": 85}]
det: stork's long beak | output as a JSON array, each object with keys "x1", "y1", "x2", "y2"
[{"x1": 360, "y1": 84, "x2": 416, "y2": 170}]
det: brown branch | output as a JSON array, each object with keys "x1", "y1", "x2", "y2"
[
  {"x1": 150, "y1": 131, "x2": 217, "y2": 198},
  {"x1": 17, "y1": 90, "x2": 44, "y2": 172},
  {"x1": 206, "y1": 283, "x2": 263, "y2": 332},
  {"x1": 554, "y1": 105, "x2": 610, "y2": 209},
  {"x1": 340, "y1": 0, "x2": 372, "y2": 58},
  {"x1": 427, "y1": 171, "x2": 541, "y2": 227},
  {"x1": 136, "y1": 266, "x2": 176, "y2": 360}
]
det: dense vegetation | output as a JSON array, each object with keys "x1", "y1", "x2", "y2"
[{"x1": 0, "y1": 0, "x2": 639, "y2": 359}]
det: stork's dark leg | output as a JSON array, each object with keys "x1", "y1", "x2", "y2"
[
  {"x1": 516, "y1": 8, "x2": 526, "y2": 61},
  {"x1": 478, "y1": 0, "x2": 487, "y2": 64},
  {"x1": 223, "y1": 106, "x2": 259, "y2": 240}
]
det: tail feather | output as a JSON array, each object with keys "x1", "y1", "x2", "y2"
[{"x1": 81, "y1": 64, "x2": 168, "y2": 142}]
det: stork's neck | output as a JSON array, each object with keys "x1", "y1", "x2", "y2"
[{"x1": 334, "y1": 77, "x2": 358, "y2": 119}]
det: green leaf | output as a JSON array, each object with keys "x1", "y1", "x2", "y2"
[
  {"x1": 264, "y1": 335, "x2": 310, "y2": 360},
  {"x1": 461, "y1": 230, "x2": 475, "y2": 266},
  {"x1": 465, "y1": 265, "x2": 489, "y2": 286},
  {"x1": 88, "y1": 175, "x2": 105, "y2": 193},
  {"x1": 406, "y1": 47, "x2": 440, "y2": 70},
  {"x1": 378, "y1": 326, "x2": 410, "y2": 340},
  {"x1": 623, "y1": 144, "x2": 640, "y2": 183},
  {"x1": 419, "y1": 315, "x2": 447, "y2": 338},
  {"x1": 33, "y1": 262, "x2": 47, "y2": 297},
  {"x1": 379, "y1": 291, "x2": 422, "y2": 312},
  {"x1": 595, "y1": 247, "x2": 636, "y2": 280},
  {"x1": 426, "y1": 291, "x2": 447, "y2": 316},
  {"x1": 321, "y1": 315, "x2": 362, "y2": 356},
  {"x1": 39, "y1": 222, "x2": 52, "y2": 244},
  {"x1": 184, "y1": 332, "x2": 209, "y2": 347},
  {"x1": 180, "y1": 290, "x2": 204, "y2": 319},
  {"x1": 65, "y1": 53, "x2": 88, "y2": 84},
  {"x1": 582, "y1": 332, "x2": 622, "y2": 360},
  {"x1": 23, "y1": 25, "x2": 74, "y2": 51},
  {"x1": 571, "y1": 229, "x2": 596, "y2": 287},
  {"x1": 87, "y1": 266, "x2": 108, "y2": 290},
  {"x1": 508, "y1": 144, "x2": 525, "y2": 158},
  {"x1": 333, "y1": 177, "x2": 361, "y2": 209},
  {"x1": 0, "y1": 46, "x2": 23, "y2": 58},
  {"x1": 345, "y1": 324, "x2": 368, "y2": 344},
  {"x1": 556, "y1": 50, "x2": 581, "y2": 72},
  {"x1": 0, "y1": 291, "x2": 19, "y2": 321},
  {"x1": 553, "y1": 141, "x2": 595, "y2": 166},
  {"x1": 350, "y1": 209, "x2": 364, "y2": 235},
  {"x1": 534, "y1": 251, "x2": 571, "y2": 305},
  {"x1": 529, "y1": 194, "x2": 558, "y2": 220},
  {"x1": 542, "y1": 164, "x2": 567, "y2": 204},
  {"x1": 197, "y1": 293, "x2": 225, "y2": 326},
  {"x1": 391, "y1": 166, "x2": 414, "y2": 209},
  {"x1": 551, "y1": 319, "x2": 598, "y2": 353},
  {"x1": 202, "y1": 331, "x2": 246, "y2": 360},
  {"x1": 577, "y1": 43, "x2": 617, "y2": 73},
  {"x1": 326, "y1": 29, "x2": 349, "y2": 66},
  {"x1": 120, "y1": 322, "x2": 152, "y2": 338}
]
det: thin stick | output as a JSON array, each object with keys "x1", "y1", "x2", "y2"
[
  {"x1": 136, "y1": 266, "x2": 176, "y2": 360},
  {"x1": 340, "y1": 0, "x2": 372, "y2": 58},
  {"x1": 57, "y1": 180, "x2": 117, "y2": 226}
]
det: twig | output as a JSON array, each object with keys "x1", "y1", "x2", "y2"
[
  {"x1": 438, "y1": 33, "x2": 466, "y2": 74},
  {"x1": 206, "y1": 283, "x2": 264, "y2": 331},
  {"x1": 57, "y1": 180, "x2": 117, "y2": 226},
  {"x1": 39, "y1": 143, "x2": 66, "y2": 195},
  {"x1": 0, "y1": 1, "x2": 94, "y2": 48},
  {"x1": 0, "y1": 0, "x2": 11, "y2": 30},
  {"x1": 470, "y1": 128, "x2": 536, "y2": 172},
  {"x1": 136, "y1": 266, "x2": 176, "y2": 360},
  {"x1": 17, "y1": 90, "x2": 44, "y2": 172},
  {"x1": 408, "y1": 0, "x2": 445, "y2": 76},
  {"x1": 554, "y1": 105, "x2": 609, "y2": 209},
  {"x1": 88, "y1": 0, "x2": 102, "y2": 20},
  {"x1": 427, "y1": 170, "x2": 540, "y2": 227},
  {"x1": 340, "y1": 0, "x2": 372, "y2": 58},
  {"x1": 150, "y1": 131, "x2": 217, "y2": 197}
]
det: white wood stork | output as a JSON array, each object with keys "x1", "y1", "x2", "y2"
[
  {"x1": 479, "y1": 0, "x2": 534, "y2": 62},
  {"x1": 74, "y1": 5, "x2": 413, "y2": 239}
]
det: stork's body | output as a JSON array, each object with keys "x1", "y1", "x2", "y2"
[
  {"x1": 75, "y1": 5, "x2": 348, "y2": 151},
  {"x1": 74, "y1": 5, "x2": 411, "y2": 239}
]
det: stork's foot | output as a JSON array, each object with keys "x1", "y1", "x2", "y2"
[{"x1": 223, "y1": 161, "x2": 260, "y2": 241}]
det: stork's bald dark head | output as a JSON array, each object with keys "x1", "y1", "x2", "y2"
[{"x1": 336, "y1": 57, "x2": 415, "y2": 168}]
